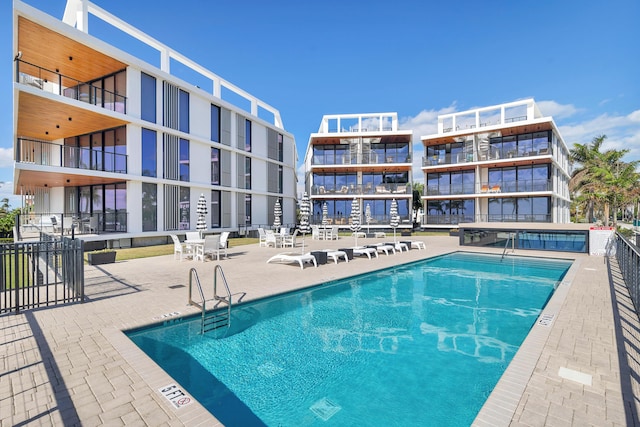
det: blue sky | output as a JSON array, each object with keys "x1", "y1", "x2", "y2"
[{"x1": 2, "y1": 0, "x2": 639, "y2": 206}]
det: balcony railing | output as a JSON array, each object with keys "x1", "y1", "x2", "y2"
[
  {"x1": 424, "y1": 181, "x2": 552, "y2": 197},
  {"x1": 16, "y1": 138, "x2": 127, "y2": 174},
  {"x1": 16, "y1": 59, "x2": 127, "y2": 114},
  {"x1": 16, "y1": 212, "x2": 128, "y2": 239},
  {"x1": 312, "y1": 152, "x2": 411, "y2": 166},
  {"x1": 422, "y1": 146, "x2": 552, "y2": 167},
  {"x1": 422, "y1": 213, "x2": 551, "y2": 225},
  {"x1": 311, "y1": 183, "x2": 411, "y2": 196},
  {"x1": 311, "y1": 214, "x2": 411, "y2": 226}
]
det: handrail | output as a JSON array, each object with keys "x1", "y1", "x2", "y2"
[
  {"x1": 187, "y1": 268, "x2": 208, "y2": 333},
  {"x1": 214, "y1": 264, "x2": 246, "y2": 309},
  {"x1": 502, "y1": 232, "x2": 515, "y2": 259}
]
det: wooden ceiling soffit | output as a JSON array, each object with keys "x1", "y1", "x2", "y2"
[
  {"x1": 18, "y1": 17, "x2": 127, "y2": 83},
  {"x1": 18, "y1": 92, "x2": 128, "y2": 140}
]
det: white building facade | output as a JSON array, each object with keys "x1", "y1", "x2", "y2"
[
  {"x1": 304, "y1": 113, "x2": 413, "y2": 230},
  {"x1": 421, "y1": 99, "x2": 571, "y2": 226},
  {"x1": 12, "y1": 0, "x2": 297, "y2": 243}
]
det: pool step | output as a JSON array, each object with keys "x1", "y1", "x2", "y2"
[{"x1": 202, "y1": 311, "x2": 230, "y2": 333}]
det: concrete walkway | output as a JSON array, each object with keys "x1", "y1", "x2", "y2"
[{"x1": 1, "y1": 235, "x2": 639, "y2": 426}]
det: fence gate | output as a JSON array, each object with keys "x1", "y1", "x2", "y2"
[{"x1": 0, "y1": 237, "x2": 84, "y2": 314}]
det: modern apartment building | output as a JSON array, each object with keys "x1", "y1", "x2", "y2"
[
  {"x1": 304, "y1": 113, "x2": 413, "y2": 230},
  {"x1": 12, "y1": 0, "x2": 297, "y2": 243},
  {"x1": 421, "y1": 99, "x2": 571, "y2": 226}
]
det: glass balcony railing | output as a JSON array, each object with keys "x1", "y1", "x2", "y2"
[
  {"x1": 16, "y1": 138, "x2": 127, "y2": 174},
  {"x1": 312, "y1": 152, "x2": 412, "y2": 166},
  {"x1": 311, "y1": 183, "x2": 411, "y2": 196},
  {"x1": 422, "y1": 146, "x2": 552, "y2": 167},
  {"x1": 16, "y1": 59, "x2": 127, "y2": 113},
  {"x1": 424, "y1": 180, "x2": 551, "y2": 196}
]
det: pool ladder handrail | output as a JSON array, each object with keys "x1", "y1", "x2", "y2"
[
  {"x1": 187, "y1": 265, "x2": 246, "y2": 335},
  {"x1": 502, "y1": 232, "x2": 515, "y2": 259}
]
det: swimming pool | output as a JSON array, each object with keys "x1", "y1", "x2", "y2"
[{"x1": 126, "y1": 252, "x2": 572, "y2": 426}]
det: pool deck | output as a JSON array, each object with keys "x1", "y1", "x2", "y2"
[{"x1": 1, "y1": 235, "x2": 639, "y2": 426}]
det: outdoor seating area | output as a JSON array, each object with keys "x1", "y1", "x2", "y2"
[{"x1": 170, "y1": 231, "x2": 229, "y2": 262}]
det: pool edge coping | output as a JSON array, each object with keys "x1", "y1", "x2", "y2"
[{"x1": 471, "y1": 256, "x2": 582, "y2": 426}]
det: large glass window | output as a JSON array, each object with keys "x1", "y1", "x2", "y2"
[
  {"x1": 211, "y1": 104, "x2": 220, "y2": 142},
  {"x1": 142, "y1": 128, "x2": 157, "y2": 177},
  {"x1": 211, "y1": 148, "x2": 220, "y2": 185},
  {"x1": 179, "y1": 89, "x2": 189, "y2": 133},
  {"x1": 179, "y1": 138, "x2": 189, "y2": 182},
  {"x1": 426, "y1": 199, "x2": 474, "y2": 224},
  {"x1": 141, "y1": 72, "x2": 156, "y2": 123},
  {"x1": 142, "y1": 183, "x2": 157, "y2": 231},
  {"x1": 426, "y1": 171, "x2": 474, "y2": 195}
]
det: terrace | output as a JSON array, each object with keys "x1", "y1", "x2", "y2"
[{"x1": 1, "y1": 234, "x2": 638, "y2": 425}]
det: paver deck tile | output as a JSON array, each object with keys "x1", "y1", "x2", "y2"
[{"x1": 2, "y1": 236, "x2": 639, "y2": 426}]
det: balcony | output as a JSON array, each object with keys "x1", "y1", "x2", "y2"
[
  {"x1": 312, "y1": 152, "x2": 411, "y2": 166},
  {"x1": 16, "y1": 59, "x2": 127, "y2": 114},
  {"x1": 423, "y1": 213, "x2": 551, "y2": 225},
  {"x1": 311, "y1": 183, "x2": 411, "y2": 196},
  {"x1": 477, "y1": 179, "x2": 552, "y2": 194},
  {"x1": 16, "y1": 212, "x2": 129, "y2": 240},
  {"x1": 16, "y1": 138, "x2": 127, "y2": 174},
  {"x1": 422, "y1": 146, "x2": 552, "y2": 167}
]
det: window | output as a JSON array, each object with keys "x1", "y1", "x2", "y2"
[
  {"x1": 179, "y1": 89, "x2": 189, "y2": 133},
  {"x1": 278, "y1": 133, "x2": 283, "y2": 162},
  {"x1": 211, "y1": 104, "x2": 220, "y2": 142},
  {"x1": 141, "y1": 72, "x2": 156, "y2": 123},
  {"x1": 179, "y1": 186, "x2": 190, "y2": 230},
  {"x1": 245, "y1": 119, "x2": 252, "y2": 152},
  {"x1": 179, "y1": 138, "x2": 189, "y2": 182},
  {"x1": 211, "y1": 148, "x2": 220, "y2": 185},
  {"x1": 245, "y1": 156, "x2": 251, "y2": 189},
  {"x1": 211, "y1": 190, "x2": 221, "y2": 228},
  {"x1": 142, "y1": 183, "x2": 157, "y2": 231},
  {"x1": 142, "y1": 128, "x2": 157, "y2": 177}
]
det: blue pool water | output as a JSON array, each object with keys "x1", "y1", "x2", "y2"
[{"x1": 127, "y1": 252, "x2": 572, "y2": 426}]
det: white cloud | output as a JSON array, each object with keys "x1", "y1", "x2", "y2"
[
  {"x1": 0, "y1": 147, "x2": 13, "y2": 168},
  {"x1": 0, "y1": 181, "x2": 22, "y2": 209},
  {"x1": 558, "y1": 109, "x2": 640, "y2": 163},
  {"x1": 537, "y1": 100, "x2": 580, "y2": 119}
]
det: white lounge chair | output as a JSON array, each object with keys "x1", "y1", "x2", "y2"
[
  {"x1": 366, "y1": 243, "x2": 396, "y2": 255},
  {"x1": 322, "y1": 249, "x2": 348, "y2": 264},
  {"x1": 409, "y1": 241, "x2": 426, "y2": 250},
  {"x1": 351, "y1": 246, "x2": 378, "y2": 259},
  {"x1": 389, "y1": 242, "x2": 409, "y2": 252},
  {"x1": 374, "y1": 231, "x2": 386, "y2": 238},
  {"x1": 266, "y1": 252, "x2": 317, "y2": 270}
]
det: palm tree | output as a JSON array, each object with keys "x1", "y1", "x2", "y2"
[
  {"x1": 569, "y1": 135, "x2": 607, "y2": 222},
  {"x1": 570, "y1": 135, "x2": 640, "y2": 225}
]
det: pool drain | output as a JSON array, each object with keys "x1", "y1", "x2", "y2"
[{"x1": 310, "y1": 397, "x2": 341, "y2": 421}]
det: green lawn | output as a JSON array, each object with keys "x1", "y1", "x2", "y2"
[{"x1": 101, "y1": 233, "x2": 445, "y2": 262}]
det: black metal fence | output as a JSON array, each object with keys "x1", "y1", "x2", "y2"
[
  {"x1": 0, "y1": 235, "x2": 84, "y2": 314},
  {"x1": 615, "y1": 233, "x2": 640, "y2": 317}
]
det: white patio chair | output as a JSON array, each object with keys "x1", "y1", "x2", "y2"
[
  {"x1": 171, "y1": 234, "x2": 191, "y2": 261},
  {"x1": 282, "y1": 229, "x2": 299, "y2": 248},
  {"x1": 195, "y1": 235, "x2": 221, "y2": 261}
]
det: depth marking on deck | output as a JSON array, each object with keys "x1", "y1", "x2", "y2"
[
  {"x1": 159, "y1": 384, "x2": 194, "y2": 409},
  {"x1": 153, "y1": 311, "x2": 180, "y2": 320},
  {"x1": 538, "y1": 313, "x2": 555, "y2": 327}
]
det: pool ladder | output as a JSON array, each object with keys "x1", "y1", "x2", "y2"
[
  {"x1": 188, "y1": 265, "x2": 246, "y2": 335},
  {"x1": 502, "y1": 232, "x2": 515, "y2": 260}
]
